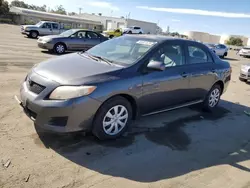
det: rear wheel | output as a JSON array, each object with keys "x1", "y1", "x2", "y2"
[
  {"x1": 128, "y1": 31, "x2": 132, "y2": 34},
  {"x1": 139, "y1": 32, "x2": 142, "y2": 34},
  {"x1": 109, "y1": 35, "x2": 114, "y2": 39},
  {"x1": 54, "y1": 43, "x2": 66, "y2": 54},
  {"x1": 203, "y1": 84, "x2": 222, "y2": 111},
  {"x1": 92, "y1": 96, "x2": 132, "y2": 140}
]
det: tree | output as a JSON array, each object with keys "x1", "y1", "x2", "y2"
[
  {"x1": 11, "y1": 0, "x2": 46, "y2": 12},
  {"x1": 0, "y1": 0, "x2": 9, "y2": 15},
  {"x1": 226, "y1": 37, "x2": 243, "y2": 46},
  {"x1": 68, "y1": 12, "x2": 77, "y2": 16},
  {"x1": 10, "y1": 0, "x2": 28, "y2": 8},
  {"x1": 50, "y1": 5, "x2": 66, "y2": 15}
]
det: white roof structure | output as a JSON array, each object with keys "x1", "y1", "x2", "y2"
[{"x1": 10, "y1": 6, "x2": 102, "y2": 25}]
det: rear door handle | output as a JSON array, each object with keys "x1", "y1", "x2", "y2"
[{"x1": 181, "y1": 72, "x2": 188, "y2": 78}]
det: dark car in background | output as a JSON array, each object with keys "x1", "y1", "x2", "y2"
[
  {"x1": 37, "y1": 29, "x2": 108, "y2": 54},
  {"x1": 16, "y1": 35, "x2": 231, "y2": 140}
]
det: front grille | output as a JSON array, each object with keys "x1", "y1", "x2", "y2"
[{"x1": 27, "y1": 80, "x2": 45, "y2": 94}]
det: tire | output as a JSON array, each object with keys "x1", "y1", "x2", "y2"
[
  {"x1": 128, "y1": 31, "x2": 132, "y2": 34},
  {"x1": 54, "y1": 43, "x2": 66, "y2": 54},
  {"x1": 109, "y1": 35, "x2": 114, "y2": 39},
  {"x1": 92, "y1": 96, "x2": 132, "y2": 140},
  {"x1": 224, "y1": 52, "x2": 228, "y2": 57},
  {"x1": 29, "y1": 31, "x2": 38, "y2": 39},
  {"x1": 203, "y1": 84, "x2": 222, "y2": 111},
  {"x1": 239, "y1": 77, "x2": 246, "y2": 82},
  {"x1": 139, "y1": 32, "x2": 142, "y2": 34}
]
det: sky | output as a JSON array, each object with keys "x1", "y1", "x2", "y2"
[{"x1": 7, "y1": 0, "x2": 250, "y2": 36}]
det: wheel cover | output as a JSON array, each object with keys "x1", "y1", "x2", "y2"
[
  {"x1": 208, "y1": 88, "x2": 220, "y2": 107},
  {"x1": 56, "y1": 45, "x2": 65, "y2": 53},
  {"x1": 32, "y1": 32, "x2": 37, "y2": 37},
  {"x1": 102, "y1": 105, "x2": 128, "y2": 136}
]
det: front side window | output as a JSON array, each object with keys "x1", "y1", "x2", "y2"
[
  {"x1": 86, "y1": 36, "x2": 157, "y2": 66},
  {"x1": 134, "y1": 27, "x2": 141, "y2": 30},
  {"x1": 188, "y1": 45, "x2": 209, "y2": 64},
  {"x1": 150, "y1": 44, "x2": 184, "y2": 67},
  {"x1": 42, "y1": 23, "x2": 51, "y2": 29}
]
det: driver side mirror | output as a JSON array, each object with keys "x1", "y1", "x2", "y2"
[{"x1": 147, "y1": 60, "x2": 165, "y2": 71}]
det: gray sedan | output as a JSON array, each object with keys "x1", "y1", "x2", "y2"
[
  {"x1": 37, "y1": 29, "x2": 108, "y2": 54},
  {"x1": 16, "y1": 35, "x2": 231, "y2": 140}
]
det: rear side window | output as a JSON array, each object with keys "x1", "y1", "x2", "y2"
[
  {"x1": 188, "y1": 45, "x2": 210, "y2": 64},
  {"x1": 52, "y1": 23, "x2": 58, "y2": 29},
  {"x1": 86, "y1": 31, "x2": 100, "y2": 39},
  {"x1": 42, "y1": 23, "x2": 51, "y2": 29},
  {"x1": 134, "y1": 27, "x2": 141, "y2": 30}
]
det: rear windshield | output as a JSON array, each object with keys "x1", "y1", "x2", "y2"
[{"x1": 243, "y1": 47, "x2": 250, "y2": 50}]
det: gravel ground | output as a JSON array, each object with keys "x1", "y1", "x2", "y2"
[{"x1": 0, "y1": 24, "x2": 250, "y2": 188}]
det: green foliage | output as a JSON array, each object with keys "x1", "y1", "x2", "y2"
[
  {"x1": 11, "y1": 0, "x2": 46, "y2": 12},
  {"x1": 50, "y1": 5, "x2": 67, "y2": 15},
  {"x1": 226, "y1": 37, "x2": 243, "y2": 46},
  {"x1": 0, "y1": 0, "x2": 9, "y2": 15},
  {"x1": 68, "y1": 12, "x2": 77, "y2": 16},
  {"x1": 0, "y1": 18, "x2": 12, "y2": 23}
]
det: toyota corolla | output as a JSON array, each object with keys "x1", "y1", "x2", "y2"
[{"x1": 16, "y1": 35, "x2": 231, "y2": 140}]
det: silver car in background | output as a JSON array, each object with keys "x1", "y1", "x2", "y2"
[
  {"x1": 37, "y1": 29, "x2": 108, "y2": 54},
  {"x1": 239, "y1": 63, "x2": 250, "y2": 82},
  {"x1": 238, "y1": 46, "x2": 250, "y2": 58}
]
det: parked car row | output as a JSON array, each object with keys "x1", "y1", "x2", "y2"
[
  {"x1": 15, "y1": 35, "x2": 232, "y2": 140},
  {"x1": 205, "y1": 43, "x2": 228, "y2": 58},
  {"x1": 37, "y1": 29, "x2": 108, "y2": 54}
]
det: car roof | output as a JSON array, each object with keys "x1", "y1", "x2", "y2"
[{"x1": 123, "y1": 34, "x2": 197, "y2": 44}]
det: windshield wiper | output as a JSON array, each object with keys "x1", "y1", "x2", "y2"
[{"x1": 82, "y1": 52, "x2": 113, "y2": 65}]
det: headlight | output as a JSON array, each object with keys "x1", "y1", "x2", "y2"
[
  {"x1": 49, "y1": 86, "x2": 96, "y2": 100},
  {"x1": 25, "y1": 27, "x2": 30, "y2": 31},
  {"x1": 42, "y1": 38, "x2": 52, "y2": 43}
]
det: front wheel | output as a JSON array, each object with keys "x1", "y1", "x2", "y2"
[
  {"x1": 29, "y1": 31, "x2": 38, "y2": 39},
  {"x1": 92, "y1": 96, "x2": 132, "y2": 140},
  {"x1": 203, "y1": 84, "x2": 222, "y2": 111},
  {"x1": 54, "y1": 43, "x2": 66, "y2": 54}
]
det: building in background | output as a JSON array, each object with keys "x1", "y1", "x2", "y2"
[
  {"x1": 9, "y1": 6, "x2": 103, "y2": 31},
  {"x1": 220, "y1": 35, "x2": 249, "y2": 46},
  {"x1": 184, "y1": 31, "x2": 221, "y2": 44},
  {"x1": 77, "y1": 13, "x2": 160, "y2": 34}
]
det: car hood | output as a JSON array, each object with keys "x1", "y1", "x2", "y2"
[
  {"x1": 39, "y1": 35, "x2": 64, "y2": 40},
  {"x1": 23, "y1": 25, "x2": 38, "y2": 28},
  {"x1": 33, "y1": 53, "x2": 124, "y2": 85}
]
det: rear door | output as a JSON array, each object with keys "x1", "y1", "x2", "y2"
[
  {"x1": 52, "y1": 23, "x2": 60, "y2": 35},
  {"x1": 185, "y1": 41, "x2": 217, "y2": 100},
  {"x1": 85, "y1": 31, "x2": 102, "y2": 50},
  {"x1": 140, "y1": 40, "x2": 191, "y2": 114}
]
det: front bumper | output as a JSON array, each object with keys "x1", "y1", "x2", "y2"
[
  {"x1": 37, "y1": 41, "x2": 54, "y2": 50},
  {"x1": 16, "y1": 72, "x2": 102, "y2": 133},
  {"x1": 239, "y1": 69, "x2": 250, "y2": 81},
  {"x1": 239, "y1": 52, "x2": 250, "y2": 57},
  {"x1": 21, "y1": 30, "x2": 30, "y2": 35}
]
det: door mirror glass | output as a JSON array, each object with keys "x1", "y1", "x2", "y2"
[{"x1": 147, "y1": 60, "x2": 165, "y2": 71}]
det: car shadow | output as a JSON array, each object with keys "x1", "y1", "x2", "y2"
[
  {"x1": 223, "y1": 57, "x2": 238, "y2": 61},
  {"x1": 34, "y1": 99, "x2": 250, "y2": 182},
  {"x1": 40, "y1": 50, "x2": 72, "y2": 55}
]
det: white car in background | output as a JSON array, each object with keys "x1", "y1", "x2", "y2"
[
  {"x1": 122, "y1": 26, "x2": 143, "y2": 34},
  {"x1": 238, "y1": 46, "x2": 250, "y2": 58},
  {"x1": 205, "y1": 43, "x2": 228, "y2": 58}
]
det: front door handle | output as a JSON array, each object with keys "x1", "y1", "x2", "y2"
[{"x1": 181, "y1": 72, "x2": 188, "y2": 78}]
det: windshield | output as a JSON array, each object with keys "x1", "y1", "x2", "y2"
[
  {"x1": 86, "y1": 36, "x2": 157, "y2": 66},
  {"x1": 59, "y1": 29, "x2": 77, "y2": 37},
  {"x1": 35, "y1": 21, "x2": 43, "y2": 26}
]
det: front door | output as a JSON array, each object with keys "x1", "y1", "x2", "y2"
[
  {"x1": 185, "y1": 42, "x2": 217, "y2": 101},
  {"x1": 140, "y1": 41, "x2": 191, "y2": 115},
  {"x1": 68, "y1": 31, "x2": 87, "y2": 51},
  {"x1": 40, "y1": 22, "x2": 53, "y2": 35},
  {"x1": 85, "y1": 31, "x2": 102, "y2": 50}
]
